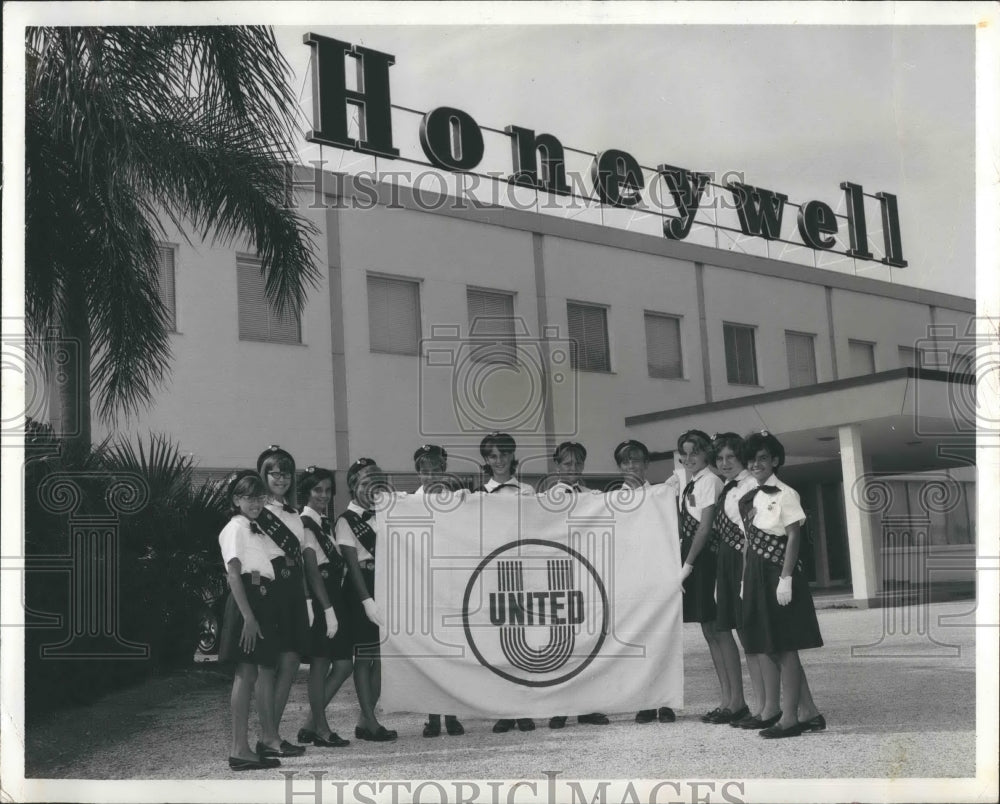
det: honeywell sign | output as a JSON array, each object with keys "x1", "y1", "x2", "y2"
[{"x1": 303, "y1": 33, "x2": 906, "y2": 268}]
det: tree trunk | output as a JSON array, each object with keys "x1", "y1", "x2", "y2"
[{"x1": 52, "y1": 274, "x2": 92, "y2": 460}]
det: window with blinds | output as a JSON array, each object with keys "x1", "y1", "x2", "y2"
[
  {"x1": 467, "y1": 288, "x2": 516, "y2": 364},
  {"x1": 848, "y1": 339, "x2": 876, "y2": 376},
  {"x1": 236, "y1": 255, "x2": 301, "y2": 344},
  {"x1": 367, "y1": 274, "x2": 421, "y2": 355},
  {"x1": 644, "y1": 312, "x2": 683, "y2": 379},
  {"x1": 785, "y1": 331, "x2": 817, "y2": 387},
  {"x1": 567, "y1": 302, "x2": 611, "y2": 372},
  {"x1": 723, "y1": 323, "x2": 758, "y2": 385},
  {"x1": 155, "y1": 244, "x2": 177, "y2": 332}
]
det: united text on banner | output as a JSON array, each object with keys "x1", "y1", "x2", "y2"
[{"x1": 374, "y1": 484, "x2": 684, "y2": 718}]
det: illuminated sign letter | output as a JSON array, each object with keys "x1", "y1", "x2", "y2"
[
  {"x1": 656, "y1": 164, "x2": 711, "y2": 240},
  {"x1": 592, "y1": 150, "x2": 643, "y2": 207},
  {"x1": 728, "y1": 182, "x2": 787, "y2": 240},
  {"x1": 303, "y1": 33, "x2": 399, "y2": 158},
  {"x1": 505, "y1": 125, "x2": 571, "y2": 195},
  {"x1": 419, "y1": 107, "x2": 485, "y2": 171},
  {"x1": 839, "y1": 181, "x2": 874, "y2": 260},
  {"x1": 796, "y1": 200, "x2": 838, "y2": 249},
  {"x1": 876, "y1": 192, "x2": 907, "y2": 267}
]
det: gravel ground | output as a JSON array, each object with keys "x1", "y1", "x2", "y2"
[{"x1": 23, "y1": 600, "x2": 978, "y2": 780}]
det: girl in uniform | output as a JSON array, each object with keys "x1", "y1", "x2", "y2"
[
  {"x1": 546, "y1": 442, "x2": 609, "y2": 730},
  {"x1": 337, "y1": 458, "x2": 397, "y2": 742},
  {"x1": 675, "y1": 429, "x2": 725, "y2": 722},
  {"x1": 739, "y1": 431, "x2": 825, "y2": 738},
  {"x1": 611, "y1": 440, "x2": 676, "y2": 726},
  {"x1": 296, "y1": 466, "x2": 353, "y2": 748},
  {"x1": 477, "y1": 432, "x2": 535, "y2": 496},
  {"x1": 254, "y1": 446, "x2": 310, "y2": 759},
  {"x1": 476, "y1": 433, "x2": 536, "y2": 734},
  {"x1": 413, "y1": 444, "x2": 466, "y2": 738},
  {"x1": 218, "y1": 471, "x2": 282, "y2": 771},
  {"x1": 707, "y1": 433, "x2": 757, "y2": 726}
]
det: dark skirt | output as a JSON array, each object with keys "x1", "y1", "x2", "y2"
[
  {"x1": 219, "y1": 574, "x2": 279, "y2": 667},
  {"x1": 306, "y1": 565, "x2": 354, "y2": 661},
  {"x1": 269, "y1": 558, "x2": 311, "y2": 656},
  {"x1": 681, "y1": 534, "x2": 717, "y2": 624},
  {"x1": 740, "y1": 551, "x2": 823, "y2": 654},
  {"x1": 346, "y1": 566, "x2": 380, "y2": 658},
  {"x1": 714, "y1": 543, "x2": 744, "y2": 631}
]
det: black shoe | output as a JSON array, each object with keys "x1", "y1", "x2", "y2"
[
  {"x1": 256, "y1": 740, "x2": 305, "y2": 758},
  {"x1": 312, "y1": 732, "x2": 350, "y2": 747},
  {"x1": 296, "y1": 728, "x2": 317, "y2": 744},
  {"x1": 229, "y1": 755, "x2": 280, "y2": 771},
  {"x1": 657, "y1": 707, "x2": 676, "y2": 723},
  {"x1": 717, "y1": 705, "x2": 749, "y2": 724},
  {"x1": 423, "y1": 720, "x2": 441, "y2": 737},
  {"x1": 516, "y1": 718, "x2": 536, "y2": 732},
  {"x1": 548, "y1": 716, "x2": 567, "y2": 729},
  {"x1": 700, "y1": 707, "x2": 723, "y2": 724},
  {"x1": 760, "y1": 721, "x2": 804, "y2": 739},
  {"x1": 445, "y1": 716, "x2": 465, "y2": 736},
  {"x1": 492, "y1": 719, "x2": 515, "y2": 733},
  {"x1": 356, "y1": 725, "x2": 397, "y2": 742},
  {"x1": 577, "y1": 713, "x2": 609, "y2": 725},
  {"x1": 635, "y1": 709, "x2": 657, "y2": 724},
  {"x1": 799, "y1": 713, "x2": 827, "y2": 732},
  {"x1": 732, "y1": 714, "x2": 763, "y2": 729}
]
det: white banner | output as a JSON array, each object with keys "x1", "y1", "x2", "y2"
[{"x1": 374, "y1": 484, "x2": 684, "y2": 718}]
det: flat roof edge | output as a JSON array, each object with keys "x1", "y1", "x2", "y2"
[
  {"x1": 624, "y1": 368, "x2": 974, "y2": 426},
  {"x1": 295, "y1": 166, "x2": 975, "y2": 314}
]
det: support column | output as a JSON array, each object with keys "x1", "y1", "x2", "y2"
[{"x1": 838, "y1": 423, "x2": 878, "y2": 603}]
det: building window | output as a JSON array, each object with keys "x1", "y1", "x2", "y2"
[
  {"x1": 645, "y1": 312, "x2": 683, "y2": 379},
  {"x1": 848, "y1": 339, "x2": 876, "y2": 376},
  {"x1": 467, "y1": 288, "x2": 516, "y2": 363},
  {"x1": 237, "y1": 255, "x2": 301, "y2": 344},
  {"x1": 785, "y1": 331, "x2": 817, "y2": 387},
  {"x1": 898, "y1": 345, "x2": 920, "y2": 369},
  {"x1": 567, "y1": 302, "x2": 610, "y2": 372},
  {"x1": 723, "y1": 323, "x2": 758, "y2": 385},
  {"x1": 367, "y1": 274, "x2": 421, "y2": 355},
  {"x1": 155, "y1": 243, "x2": 177, "y2": 332}
]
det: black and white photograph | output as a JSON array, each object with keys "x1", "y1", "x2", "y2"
[{"x1": 2, "y1": 2, "x2": 997, "y2": 803}]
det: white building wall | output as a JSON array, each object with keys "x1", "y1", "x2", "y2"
[
  {"x1": 337, "y1": 204, "x2": 537, "y2": 473},
  {"x1": 541, "y1": 236, "x2": 705, "y2": 473},
  {"x1": 830, "y1": 289, "x2": 934, "y2": 375},
  {"x1": 702, "y1": 265, "x2": 832, "y2": 398}
]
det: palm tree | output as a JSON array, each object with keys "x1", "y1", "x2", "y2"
[{"x1": 26, "y1": 27, "x2": 319, "y2": 456}]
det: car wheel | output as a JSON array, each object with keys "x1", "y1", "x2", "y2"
[{"x1": 197, "y1": 609, "x2": 220, "y2": 655}]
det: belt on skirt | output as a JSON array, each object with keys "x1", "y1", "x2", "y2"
[{"x1": 241, "y1": 571, "x2": 274, "y2": 593}]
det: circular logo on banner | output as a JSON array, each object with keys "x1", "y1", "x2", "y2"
[{"x1": 462, "y1": 539, "x2": 608, "y2": 687}]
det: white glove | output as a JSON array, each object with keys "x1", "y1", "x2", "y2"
[
  {"x1": 776, "y1": 575, "x2": 793, "y2": 606},
  {"x1": 664, "y1": 475, "x2": 680, "y2": 493},
  {"x1": 362, "y1": 597, "x2": 384, "y2": 627},
  {"x1": 306, "y1": 603, "x2": 315, "y2": 627},
  {"x1": 323, "y1": 606, "x2": 339, "y2": 638},
  {"x1": 680, "y1": 563, "x2": 694, "y2": 582},
  {"x1": 739, "y1": 581, "x2": 744, "y2": 600}
]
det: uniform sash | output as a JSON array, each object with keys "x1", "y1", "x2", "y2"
[
  {"x1": 680, "y1": 480, "x2": 717, "y2": 553},
  {"x1": 256, "y1": 506, "x2": 302, "y2": 566},
  {"x1": 301, "y1": 515, "x2": 345, "y2": 575},
  {"x1": 341, "y1": 509, "x2": 377, "y2": 557},
  {"x1": 739, "y1": 486, "x2": 802, "y2": 572},
  {"x1": 712, "y1": 480, "x2": 745, "y2": 552}
]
